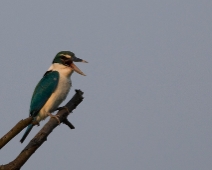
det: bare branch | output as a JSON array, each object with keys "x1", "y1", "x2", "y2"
[
  {"x1": 0, "y1": 89, "x2": 84, "y2": 170},
  {"x1": 63, "y1": 118, "x2": 75, "y2": 129},
  {"x1": 0, "y1": 117, "x2": 33, "y2": 149}
]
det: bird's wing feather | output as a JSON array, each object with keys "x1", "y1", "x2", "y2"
[{"x1": 30, "y1": 71, "x2": 59, "y2": 117}]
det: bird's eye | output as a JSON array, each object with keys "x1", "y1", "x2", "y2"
[{"x1": 60, "y1": 56, "x2": 68, "y2": 60}]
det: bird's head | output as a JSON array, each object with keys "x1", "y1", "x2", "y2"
[{"x1": 53, "y1": 51, "x2": 88, "y2": 76}]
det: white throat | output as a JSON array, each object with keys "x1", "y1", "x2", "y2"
[{"x1": 48, "y1": 63, "x2": 74, "y2": 77}]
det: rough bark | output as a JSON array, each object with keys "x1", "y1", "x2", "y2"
[
  {"x1": 0, "y1": 89, "x2": 84, "y2": 170},
  {"x1": 0, "y1": 117, "x2": 33, "y2": 149}
]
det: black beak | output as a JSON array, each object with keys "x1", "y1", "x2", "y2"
[{"x1": 72, "y1": 56, "x2": 88, "y2": 63}]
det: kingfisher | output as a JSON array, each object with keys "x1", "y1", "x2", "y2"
[{"x1": 20, "y1": 51, "x2": 87, "y2": 143}]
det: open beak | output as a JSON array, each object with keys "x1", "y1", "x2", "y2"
[{"x1": 70, "y1": 62, "x2": 87, "y2": 76}]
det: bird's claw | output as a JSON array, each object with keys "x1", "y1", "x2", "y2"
[
  {"x1": 47, "y1": 113, "x2": 61, "y2": 124},
  {"x1": 53, "y1": 115, "x2": 61, "y2": 124}
]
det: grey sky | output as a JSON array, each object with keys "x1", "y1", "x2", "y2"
[{"x1": 0, "y1": 1, "x2": 212, "y2": 169}]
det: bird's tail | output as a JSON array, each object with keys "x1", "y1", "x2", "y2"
[{"x1": 20, "y1": 124, "x2": 33, "y2": 143}]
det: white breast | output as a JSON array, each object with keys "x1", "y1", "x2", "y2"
[{"x1": 36, "y1": 63, "x2": 73, "y2": 122}]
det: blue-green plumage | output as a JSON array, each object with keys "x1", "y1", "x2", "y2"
[
  {"x1": 30, "y1": 71, "x2": 59, "y2": 117},
  {"x1": 20, "y1": 71, "x2": 59, "y2": 143},
  {"x1": 20, "y1": 124, "x2": 33, "y2": 144}
]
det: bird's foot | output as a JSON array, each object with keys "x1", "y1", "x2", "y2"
[{"x1": 47, "y1": 113, "x2": 60, "y2": 124}]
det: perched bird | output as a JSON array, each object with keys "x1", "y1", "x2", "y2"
[{"x1": 20, "y1": 51, "x2": 87, "y2": 143}]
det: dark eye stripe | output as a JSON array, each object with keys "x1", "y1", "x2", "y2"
[{"x1": 60, "y1": 56, "x2": 68, "y2": 60}]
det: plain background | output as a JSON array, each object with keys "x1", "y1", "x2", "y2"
[{"x1": 0, "y1": 1, "x2": 212, "y2": 170}]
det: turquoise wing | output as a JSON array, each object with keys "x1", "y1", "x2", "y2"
[{"x1": 30, "y1": 71, "x2": 59, "y2": 117}]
